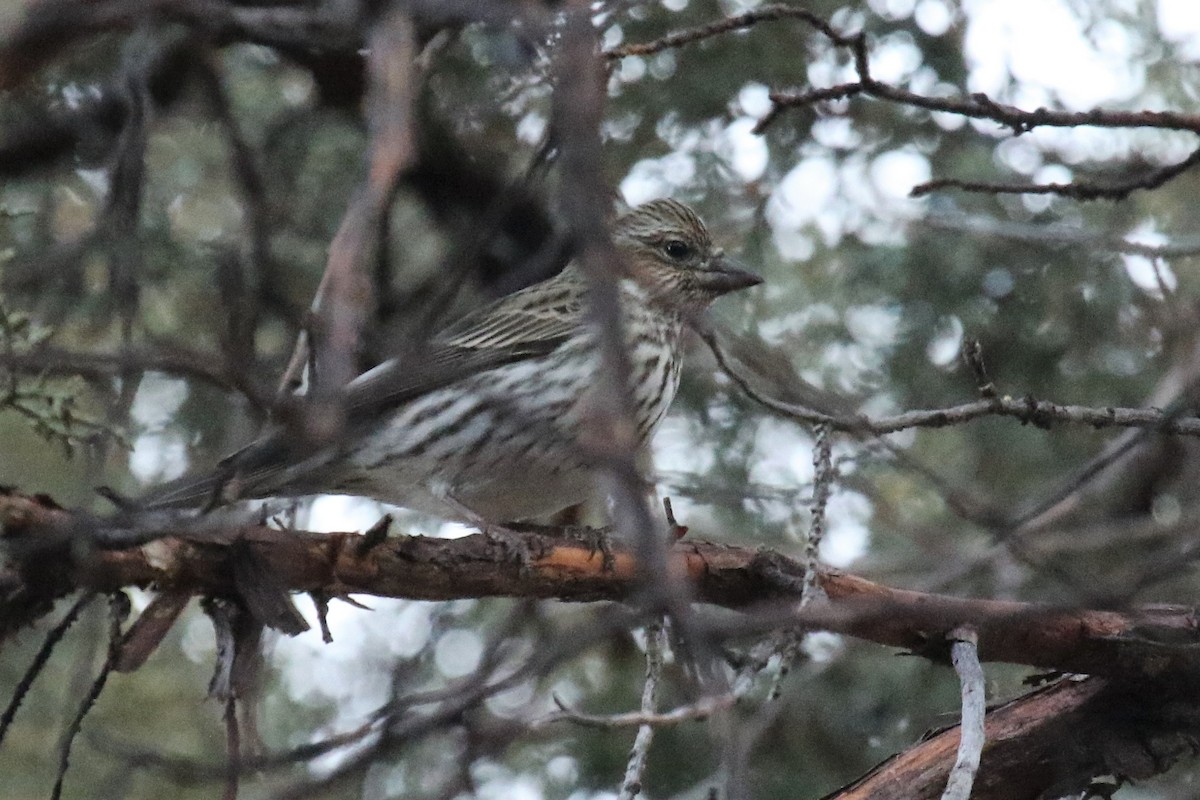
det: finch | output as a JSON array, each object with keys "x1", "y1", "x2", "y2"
[{"x1": 140, "y1": 199, "x2": 761, "y2": 523}]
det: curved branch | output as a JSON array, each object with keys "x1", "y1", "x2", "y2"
[
  {"x1": 605, "y1": 4, "x2": 847, "y2": 60},
  {"x1": 0, "y1": 344, "x2": 266, "y2": 399},
  {"x1": 665, "y1": 4, "x2": 1200, "y2": 200},
  {"x1": 751, "y1": 16, "x2": 1200, "y2": 135},
  {"x1": 609, "y1": 3, "x2": 1200, "y2": 143},
  {"x1": 290, "y1": 8, "x2": 417, "y2": 417},
  {"x1": 698, "y1": 324, "x2": 1200, "y2": 437},
  {"x1": 910, "y1": 147, "x2": 1200, "y2": 200}
]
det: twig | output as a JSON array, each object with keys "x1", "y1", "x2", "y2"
[
  {"x1": 554, "y1": 1, "x2": 691, "y2": 632},
  {"x1": 51, "y1": 593, "x2": 129, "y2": 800},
  {"x1": 114, "y1": 589, "x2": 191, "y2": 672},
  {"x1": 547, "y1": 693, "x2": 732, "y2": 729},
  {"x1": 758, "y1": 25, "x2": 1200, "y2": 137},
  {"x1": 355, "y1": 514, "x2": 392, "y2": 556},
  {"x1": 91, "y1": 719, "x2": 383, "y2": 785},
  {"x1": 762, "y1": 425, "x2": 836, "y2": 701},
  {"x1": 1005, "y1": 382, "x2": 1200, "y2": 533},
  {"x1": 698, "y1": 323, "x2": 1200, "y2": 437},
  {"x1": 605, "y1": 4, "x2": 843, "y2": 60},
  {"x1": 920, "y1": 211, "x2": 1200, "y2": 259},
  {"x1": 223, "y1": 696, "x2": 241, "y2": 800},
  {"x1": 195, "y1": 53, "x2": 273, "y2": 283},
  {"x1": 692, "y1": 322, "x2": 1010, "y2": 530},
  {"x1": 620, "y1": 623, "x2": 666, "y2": 800},
  {"x1": 962, "y1": 339, "x2": 997, "y2": 400},
  {"x1": 703, "y1": 313, "x2": 1200, "y2": 544},
  {"x1": 0, "y1": 344, "x2": 270, "y2": 410},
  {"x1": 309, "y1": 592, "x2": 334, "y2": 644},
  {"x1": 1005, "y1": 426, "x2": 1150, "y2": 532},
  {"x1": 802, "y1": 424, "x2": 833, "y2": 606},
  {"x1": 278, "y1": 8, "x2": 417, "y2": 415},
  {"x1": 194, "y1": 52, "x2": 277, "y2": 398},
  {"x1": 941, "y1": 627, "x2": 985, "y2": 800},
  {"x1": 733, "y1": 6, "x2": 1200, "y2": 199},
  {"x1": 910, "y1": 146, "x2": 1200, "y2": 201},
  {"x1": 0, "y1": 593, "x2": 93, "y2": 747},
  {"x1": 274, "y1": 605, "x2": 642, "y2": 799}
]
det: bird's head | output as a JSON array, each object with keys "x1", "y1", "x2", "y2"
[{"x1": 612, "y1": 199, "x2": 762, "y2": 313}]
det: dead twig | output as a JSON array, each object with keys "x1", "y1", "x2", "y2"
[
  {"x1": 546, "y1": 692, "x2": 732, "y2": 730},
  {"x1": 619, "y1": 623, "x2": 666, "y2": 800},
  {"x1": 0, "y1": 593, "x2": 94, "y2": 748},
  {"x1": 941, "y1": 627, "x2": 985, "y2": 800},
  {"x1": 51, "y1": 593, "x2": 129, "y2": 800},
  {"x1": 700, "y1": 324, "x2": 1200, "y2": 437}
]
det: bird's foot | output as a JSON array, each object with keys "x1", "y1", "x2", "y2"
[
  {"x1": 560, "y1": 524, "x2": 617, "y2": 572},
  {"x1": 483, "y1": 525, "x2": 535, "y2": 577}
]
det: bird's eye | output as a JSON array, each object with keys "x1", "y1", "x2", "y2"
[{"x1": 663, "y1": 240, "x2": 692, "y2": 261}]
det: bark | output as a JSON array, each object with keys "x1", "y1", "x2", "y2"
[
  {"x1": 5, "y1": 489, "x2": 1200, "y2": 797},
  {"x1": 3, "y1": 490, "x2": 1199, "y2": 678},
  {"x1": 826, "y1": 676, "x2": 1200, "y2": 800}
]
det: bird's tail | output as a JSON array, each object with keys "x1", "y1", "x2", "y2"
[
  {"x1": 128, "y1": 434, "x2": 332, "y2": 513},
  {"x1": 133, "y1": 470, "x2": 229, "y2": 511}
]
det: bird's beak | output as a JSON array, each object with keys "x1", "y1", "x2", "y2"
[{"x1": 697, "y1": 255, "x2": 763, "y2": 295}]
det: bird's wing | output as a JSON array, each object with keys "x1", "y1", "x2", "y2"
[
  {"x1": 344, "y1": 274, "x2": 587, "y2": 413},
  {"x1": 136, "y1": 275, "x2": 587, "y2": 511},
  {"x1": 435, "y1": 272, "x2": 586, "y2": 349}
]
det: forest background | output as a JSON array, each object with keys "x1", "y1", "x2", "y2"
[{"x1": 4, "y1": 0, "x2": 1200, "y2": 798}]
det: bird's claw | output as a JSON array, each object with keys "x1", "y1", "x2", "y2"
[
  {"x1": 562, "y1": 524, "x2": 616, "y2": 571},
  {"x1": 484, "y1": 525, "x2": 535, "y2": 577}
]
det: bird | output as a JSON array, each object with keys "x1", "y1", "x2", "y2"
[{"x1": 139, "y1": 199, "x2": 762, "y2": 523}]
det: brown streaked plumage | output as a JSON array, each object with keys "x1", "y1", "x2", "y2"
[{"x1": 140, "y1": 199, "x2": 761, "y2": 522}]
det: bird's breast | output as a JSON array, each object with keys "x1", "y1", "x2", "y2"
[{"x1": 620, "y1": 305, "x2": 684, "y2": 443}]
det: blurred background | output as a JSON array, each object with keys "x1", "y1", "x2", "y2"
[{"x1": 3, "y1": 0, "x2": 1200, "y2": 797}]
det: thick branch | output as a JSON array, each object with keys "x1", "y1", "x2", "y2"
[
  {"x1": 3, "y1": 492, "x2": 1200, "y2": 678},
  {"x1": 554, "y1": 2, "x2": 678, "y2": 609},
  {"x1": 827, "y1": 676, "x2": 1200, "y2": 800},
  {"x1": 295, "y1": 8, "x2": 417, "y2": 421}
]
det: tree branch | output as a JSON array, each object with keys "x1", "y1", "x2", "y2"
[
  {"x1": 826, "y1": 676, "x2": 1199, "y2": 800},
  {"x1": 909, "y1": 146, "x2": 1200, "y2": 200},
  {"x1": 605, "y1": 4, "x2": 845, "y2": 60},
  {"x1": 288, "y1": 8, "x2": 417, "y2": 429},
  {"x1": 613, "y1": 3, "x2": 1200, "y2": 200},
  {"x1": 919, "y1": 212, "x2": 1200, "y2": 259},
  {"x1": 3, "y1": 491, "x2": 1200, "y2": 679},
  {"x1": 940, "y1": 627, "x2": 984, "y2": 800},
  {"x1": 619, "y1": 623, "x2": 665, "y2": 800},
  {"x1": 0, "y1": 344, "x2": 271, "y2": 409},
  {"x1": 698, "y1": 323, "x2": 1200, "y2": 437}
]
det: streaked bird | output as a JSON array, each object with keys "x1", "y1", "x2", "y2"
[{"x1": 140, "y1": 199, "x2": 761, "y2": 522}]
